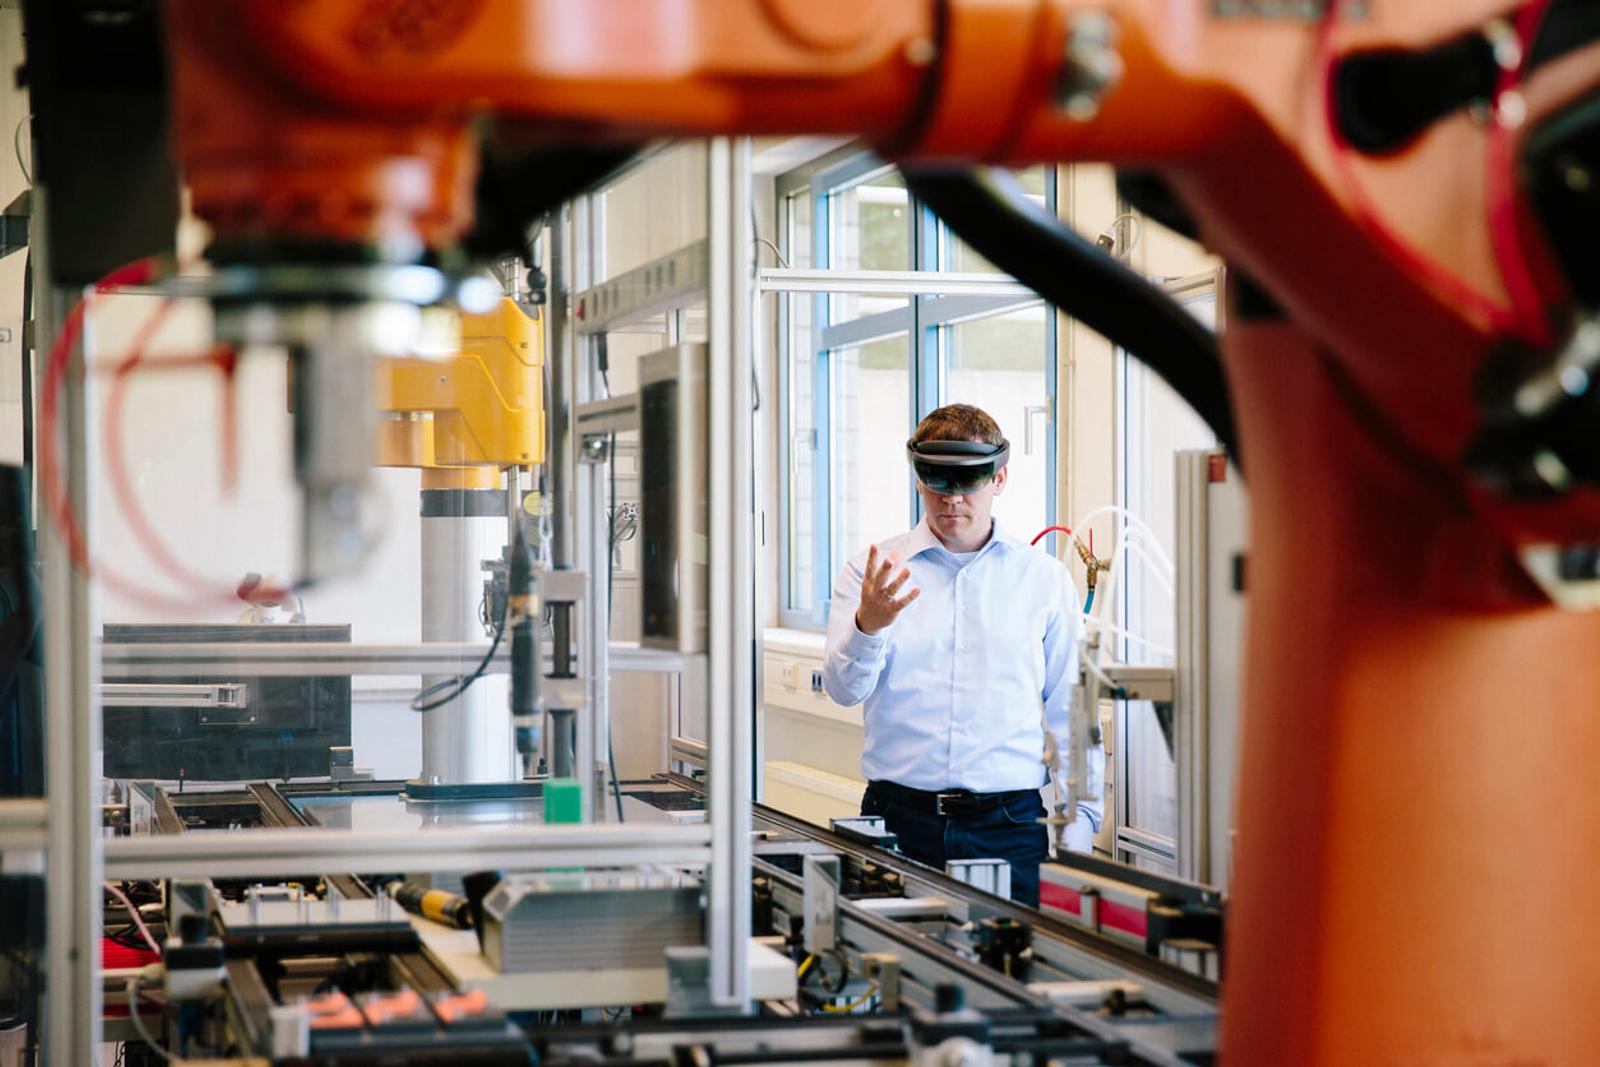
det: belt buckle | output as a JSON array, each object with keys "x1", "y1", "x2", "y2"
[{"x1": 935, "y1": 791, "x2": 969, "y2": 817}]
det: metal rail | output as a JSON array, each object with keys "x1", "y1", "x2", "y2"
[
  {"x1": 99, "y1": 640, "x2": 687, "y2": 679},
  {"x1": 740, "y1": 792, "x2": 1218, "y2": 1010},
  {"x1": 753, "y1": 856, "x2": 1196, "y2": 1067},
  {"x1": 757, "y1": 267, "x2": 1037, "y2": 298},
  {"x1": 104, "y1": 822, "x2": 712, "y2": 880}
]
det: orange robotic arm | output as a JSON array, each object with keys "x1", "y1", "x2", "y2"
[{"x1": 162, "y1": 3, "x2": 1600, "y2": 1064}]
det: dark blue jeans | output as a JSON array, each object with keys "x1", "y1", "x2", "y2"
[{"x1": 861, "y1": 782, "x2": 1049, "y2": 908}]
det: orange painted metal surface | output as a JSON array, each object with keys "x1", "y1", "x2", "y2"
[
  {"x1": 1221, "y1": 318, "x2": 1600, "y2": 1063},
  {"x1": 165, "y1": 0, "x2": 477, "y2": 254}
]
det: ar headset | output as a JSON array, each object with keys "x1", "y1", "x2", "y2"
[{"x1": 906, "y1": 437, "x2": 1011, "y2": 496}]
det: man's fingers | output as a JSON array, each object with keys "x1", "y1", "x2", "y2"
[
  {"x1": 890, "y1": 586, "x2": 921, "y2": 613},
  {"x1": 879, "y1": 552, "x2": 899, "y2": 579},
  {"x1": 884, "y1": 567, "x2": 912, "y2": 597}
]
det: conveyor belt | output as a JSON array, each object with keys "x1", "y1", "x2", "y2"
[{"x1": 654, "y1": 772, "x2": 1219, "y2": 1009}]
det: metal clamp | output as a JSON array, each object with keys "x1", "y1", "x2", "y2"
[
  {"x1": 1058, "y1": 11, "x2": 1124, "y2": 121},
  {"x1": 540, "y1": 676, "x2": 588, "y2": 711},
  {"x1": 536, "y1": 568, "x2": 587, "y2": 604}
]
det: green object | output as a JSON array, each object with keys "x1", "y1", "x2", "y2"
[{"x1": 544, "y1": 778, "x2": 582, "y2": 824}]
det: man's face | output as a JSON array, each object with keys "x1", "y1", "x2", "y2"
[{"x1": 917, "y1": 460, "x2": 1007, "y2": 550}]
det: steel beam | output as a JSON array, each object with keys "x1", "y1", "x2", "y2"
[
  {"x1": 103, "y1": 822, "x2": 712, "y2": 880},
  {"x1": 100, "y1": 640, "x2": 685, "y2": 679},
  {"x1": 757, "y1": 267, "x2": 1036, "y2": 298}
]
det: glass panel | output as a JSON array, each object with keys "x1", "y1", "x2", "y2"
[
  {"x1": 829, "y1": 169, "x2": 908, "y2": 272},
  {"x1": 787, "y1": 292, "x2": 819, "y2": 615},
  {"x1": 784, "y1": 189, "x2": 813, "y2": 270},
  {"x1": 1125, "y1": 701, "x2": 1177, "y2": 839},
  {"x1": 831, "y1": 335, "x2": 911, "y2": 570},
  {"x1": 84, "y1": 290, "x2": 451, "y2": 788},
  {"x1": 942, "y1": 303, "x2": 1050, "y2": 541},
  {"x1": 944, "y1": 166, "x2": 1050, "y2": 274},
  {"x1": 599, "y1": 144, "x2": 709, "y2": 281},
  {"x1": 1116, "y1": 280, "x2": 1218, "y2": 849},
  {"x1": 828, "y1": 170, "x2": 908, "y2": 324}
]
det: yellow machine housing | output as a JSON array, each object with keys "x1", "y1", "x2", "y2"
[{"x1": 375, "y1": 297, "x2": 545, "y2": 489}]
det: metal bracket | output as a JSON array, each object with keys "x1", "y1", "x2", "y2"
[
  {"x1": 802, "y1": 854, "x2": 841, "y2": 955},
  {"x1": 540, "y1": 676, "x2": 588, "y2": 711},
  {"x1": 576, "y1": 394, "x2": 639, "y2": 439},
  {"x1": 575, "y1": 239, "x2": 708, "y2": 335},
  {"x1": 1098, "y1": 665, "x2": 1176, "y2": 703},
  {"x1": 536, "y1": 567, "x2": 587, "y2": 604},
  {"x1": 100, "y1": 682, "x2": 250, "y2": 709}
]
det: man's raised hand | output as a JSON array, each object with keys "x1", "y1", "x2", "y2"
[{"x1": 854, "y1": 544, "x2": 921, "y2": 635}]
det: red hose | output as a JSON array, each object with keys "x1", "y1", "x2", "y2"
[
  {"x1": 1031, "y1": 524, "x2": 1073, "y2": 546},
  {"x1": 38, "y1": 260, "x2": 257, "y2": 611}
]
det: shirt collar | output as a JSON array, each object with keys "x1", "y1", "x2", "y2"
[{"x1": 909, "y1": 516, "x2": 1015, "y2": 561}]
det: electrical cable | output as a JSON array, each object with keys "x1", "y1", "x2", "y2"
[
  {"x1": 1097, "y1": 212, "x2": 1143, "y2": 260},
  {"x1": 1484, "y1": 0, "x2": 1556, "y2": 346},
  {"x1": 103, "y1": 882, "x2": 160, "y2": 954},
  {"x1": 904, "y1": 168, "x2": 1239, "y2": 460},
  {"x1": 819, "y1": 984, "x2": 880, "y2": 1014},
  {"x1": 125, "y1": 976, "x2": 183, "y2": 1063},
  {"x1": 411, "y1": 591, "x2": 508, "y2": 712},
  {"x1": 1319, "y1": 0, "x2": 1554, "y2": 348},
  {"x1": 606, "y1": 430, "x2": 625, "y2": 823},
  {"x1": 12, "y1": 115, "x2": 30, "y2": 185},
  {"x1": 753, "y1": 235, "x2": 791, "y2": 270}
]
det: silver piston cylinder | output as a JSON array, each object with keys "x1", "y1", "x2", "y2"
[{"x1": 419, "y1": 487, "x2": 515, "y2": 785}]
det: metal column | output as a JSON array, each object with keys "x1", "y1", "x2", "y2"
[
  {"x1": 36, "y1": 190, "x2": 104, "y2": 1065},
  {"x1": 706, "y1": 137, "x2": 754, "y2": 1009},
  {"x1": 548, "y1": 204, "x2": 581, "y2": 782},
  {"x1": 419, "y1": 493, "x2": 513, "y2": 785}
]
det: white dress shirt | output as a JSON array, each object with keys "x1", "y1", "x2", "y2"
[{"x1": 823, "y1": 517, "x2": 1085, "y2": 795}]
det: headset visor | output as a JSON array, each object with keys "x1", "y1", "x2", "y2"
[{"x1": 906, "y1": 438, "x2": 1011, "y2": 496}]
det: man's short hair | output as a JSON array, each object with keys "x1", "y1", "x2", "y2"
[{"x1": 912, "y1": 404, "x2": 1004, "y2": 447}]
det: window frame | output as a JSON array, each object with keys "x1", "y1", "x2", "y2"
[
  {"x1": 775, "y1": 151, "x2": 1059, "y2": 630},
  {"x1": 1110, "y1": 267, "x2": 1224, "y2": 873}
]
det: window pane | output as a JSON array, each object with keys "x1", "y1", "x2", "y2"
[
  {"x1": 1126, "y1": 701, "x2": 1177, "y2": 840},
  {"x1": 943, "y1": 303, "x2": 1050, "y2": 541},
  {"x1": 784, "y1": 190, "x2": 812, "y2": 270},
  {"x1": 1117, "y1": 281, "x2": 1219, "y2": 859},
  {"x1": 832, "y1": 336, "x2": 910, "y2": 572},
  {"x1": 786, "y1": 291, "x2": 818, "y2": 614},
  {"x1": 944, "y1": 166, "x2": 1049, "y2": 274},
  {"x1": 830, "y1": 170, "x2": 908, "y2": 272}
]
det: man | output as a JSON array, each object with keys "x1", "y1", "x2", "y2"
[{"x1": 822, "y1": 403, "x2": 1091, "y2": 908}]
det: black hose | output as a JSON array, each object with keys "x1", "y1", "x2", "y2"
[{"x1": 903, "y1": 168, "x2": 1240, "y2": 461}]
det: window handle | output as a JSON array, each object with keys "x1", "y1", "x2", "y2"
[{"x1": 1024, "y1": 403, "x2": 1050, "y2": 456}]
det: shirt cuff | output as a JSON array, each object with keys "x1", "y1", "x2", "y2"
[{"x1": 839, "y1": 616, "x2": 889, "y2": 660}]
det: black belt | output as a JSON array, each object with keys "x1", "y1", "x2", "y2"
[{"x1": 868, "y1": 779, "x2": 1035, "y2": 818}]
